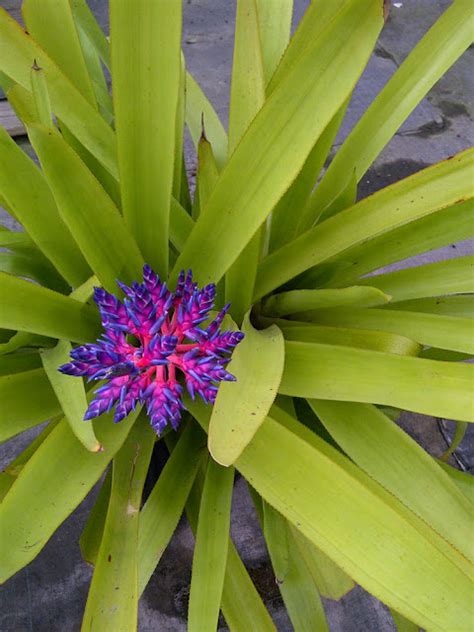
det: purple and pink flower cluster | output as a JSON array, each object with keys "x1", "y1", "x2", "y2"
[{"x1": 60, "y1": 266, "x2": 244, "y2": 435}]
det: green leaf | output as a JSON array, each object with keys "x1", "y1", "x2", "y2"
[
  {"x1": 0, "y1": 272, "x2": 100, "y2": 342},
  {"x1": 280, "y1": 341, "x2": 474, "y2": 422},
  {"x1": 40, "y1": 340, "x2": 100, "y2": 453},
  {"x1": 225, "y1": 0, "x2": 266, "y2": 321},
  {"x1": 82, "y1": 415, "x2": 154, "y2": 632},
  {"x1": 359, "y1": 256, "x2": 474, "y2": 302},
  {"x1": 255, "y1": 149, "x2": 474, "y2": 298},
  {"x1": 172, "y1": 0, "x2": 383, "y2": 286},
  {"x1": 195, "y1": 131, "x2": 219, "y2": 220},
  {"x1": 28, "y1": 124, "x2": 144, "y2": 292},
  {"x1": 0, "y1": 369, "x2": 60, "y2": 443},
  {"x1": 441, "y1": 421, "x2": 468, "y2": 463},
  {"x1": 30, "y1": 63, "x2": 53, "y2": 127},
  {"x1": 263, "y1": 503, "x2": 329, "y2": 632},
  {"x1": 228, "y1": 0, "x2": 265, "y2": 155},
  {"x1": 0, "y1": 251, "x2": 67, "y2": 292},
  {"x1": 184, "y1": 461, "x2": 276, "y2": 632},
  {"x1": 138, "y1": 421, "x2": 206, "y2": 595},
  {"x1": 316, "y1": 168, "x2": 357, "y2": 223},
  {"x1": 58, "y1": 122, "x2": 122, "y2": 209},
  {"x1": 255, "y1": 0, "x2": 292, "y2": 86},
  {"x1": 437, "y1": 461, "x2": 474, "y2": 505},
  {"x1": 261, "y1": 318, "x2": 421, "y2": 355},
  {"x1": 188, "y1": 459, "x2": 234, "y2": 632},
  {"x1": 264, "y1": 286, "x2": 390, "y2": 317},
  {"x1": 309, "y1": 0, "x2": 474, "y2": 219},
  {"x1": 0, "y1": 8, "x2": 117, "y2": 177},
  {"x1": 110, "y1": 0, "x2": 182, "y2": 276},
  {"x1": 185, "y1": 71, "x2": 228, "y2": 170},
  {"x1": 170, "y1": 197, "x2": 195, "y2": 252},
  {"x1": 76, "y1": 23, "x2": 113, "y2": 124},
  {"x1": 173, "y1": 55, "x2": 186, "y2": 202},
  {"x1": 322, "y1": 199, "x2": 474, "y2": 289},
  {"x1": 80, "y1": 469, "x2": 112, "y2": 565},
  {"x1": 269, "y1": 101, "x2": 349, "y2": 251},
  {"x1": 266, "y1": 0, "x2": 346, "y2": 93},
  {"x1": 22, "y1": 0, "x2": 97, "y2": 106},
  {"x1": 0, "y1": 350, "x2": 42, "y2": 376},
  {"x1": 420, "y1": 347, "x2": 472, "y2": 362},
  {"x1": 390, "y1": 609, "x2": 420, "y2": 632},
  {"x1": 0, "y1": 126, "x2": 90, "y2": 287},
  {"x1": 0, "y1": 418, "x2": 59, "y2": 501},
  {"x1": 209, "y1": 315, "x2": 284, "y2": 466},
  {"x1": 0, "y1": 331, "x2": 53, "y2": 357},
  {"x1": 310, "y1": 400, "x2": 474, "y2": 563},
  {"x1": 290, "y1": 526, "x2": 354, "y2": 600},
  {"x1": 307, "y1": 307, "x2": 474, "y2": 354},
  {"x1": 70, "y1": 0, "x2": 111, "y2": 68},
  {"x1": 388, "y1": 295, "x2": 474, "y2": 318},
  {"x1": 190, "y1": 402, "x2": 474, "y2": 631},
  {"x1": 0, "y1": 408, "x2": 140, "y2": 581},
  {"x1": 263, "y1": 501, "x2": 289, "y2": 581}
]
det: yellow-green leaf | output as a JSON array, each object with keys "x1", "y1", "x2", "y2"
[
  {"x1": 111, "y1": 0, "x2": 182, "y2": 276},
  {"x1": 188, "y1": 459, "x2": 234, "y2": 632},
  {"x1": 280, "y1": 341, "x2": 474, "y2": 422},
  {"x1": 208, "y1": 315, "x2": 284, "y2": 466},
  {"x1": 40, "y1": 340, "x2": 100, "y2": 453}
]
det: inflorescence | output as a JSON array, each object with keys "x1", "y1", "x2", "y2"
[{"x1": 60, "y1": 266, "x2": 244, "y2": 435}]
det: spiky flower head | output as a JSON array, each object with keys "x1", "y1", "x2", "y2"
[{"x1": 60, "y1": 266, "x2": 244, "y2": 435}]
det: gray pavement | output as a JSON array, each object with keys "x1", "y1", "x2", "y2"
[{"x1": 1, "y1": 1, "x2": 473, "y2": 630}]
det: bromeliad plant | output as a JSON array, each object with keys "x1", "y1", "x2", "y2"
[{"x1": 0, "y1": 0, "x2": 473, "y2": 630}]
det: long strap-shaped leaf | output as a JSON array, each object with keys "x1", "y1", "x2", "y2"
[
  {"x1": 0, "y1": 126, "x2": 90, "y2": 287},
  {"x1": 309, "y1": 400, "x2": 474, "y2": 563},
  {"x1": 28, "y1": 124, "x2": 144, "y2": 292},
  {"x1": 0, "y1": 9, "x2": 117, "y2": 177},
  {"x1": 280, "y1": 341, "x2": 473, "y2": 421},
  {"x1": 70, "y1": 0, "x2": 110, "y2": 68},
  {"x1": 358, "y1": 256, "x2": 474, "y2": 302},
  {"x1": 263, "y1": 502, "x2": 329, "y2": 631},
  {"x1": 255, "y1": 0, "x2": 292, "y2": 87},
  {"x1": 225, "y1": 0, "x2": 266, "y2": 323},
  {"x1": 188, "y1": 458, "x2": 234, "y2": 632},
  {"x1": 0, "y1": 369, "x2": 60, "y2": 442},
  {"x1": 0, "y1": 409, "x2": 140, "y2": 582},
  {"x1": 273, "y1": 320, "x2": 421, "y2": 356},
  {"x1": 304, "y1": 0, "x2": 474, "y2": 226},
  {"x1": 22, "y1": 0, "x2": 97, "y2": 107},
  {"x1": 255, "y1": 149, "x2": 474, "y2": 298},
  {"x1": 137, "y1": 421, "x2": 206, "y2": 595},
  {"x1": 80, "y1": 469, "x2": 112, "y2": 566},
  {"x1": 110, "y1": 0, "x2": 182, "y2": 277},
  {"x1": 307, "y1": 307, "x2": 474, "y2": 354},
  {"x1": 82, "y1": 416, "x2": 154, "y2": 632},
  {"x1": 185, "y1": 72, "x2": 228, "y2": 170},
  {"x1": 171, "y1": 0, "x2": 384, "y2": 286},
  {"x1": 189, "y1": 400, "x2": 473, "y2": 631},
  {"x1": 263, "y1": 286, "x2": 390, "y2": 317},
  {"x1": 0, "y1": 272, "x2": 100, "y2": 342},
  {"x1": 184, "y1": 461, "x2": 276, "y2": 631},
  {"x1": 290, "y1": 525, "x2": 354, "y2": 600},
  {"x1": 389, "y1": 295, "x2": 474, "y2": 318},
  {"x1": 40, "y1": 340, "x2": 100, "y2": 453},
  {"x1": 0, "y1": 418, "x2": 59, "y2": 501},
  {"x1": 322, "y1": 198, "x2": 474, "y2": 289},
  {"x1": 209, "y1": 315, "x2": 284, "y2": 466}
]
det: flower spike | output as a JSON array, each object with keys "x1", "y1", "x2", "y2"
[{"x1": 59, "y1": 266, "x2": 244, "y2": 434}]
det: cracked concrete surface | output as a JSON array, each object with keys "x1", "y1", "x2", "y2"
[{"x1": 0, "y1": 1, "x2": 473, "y2": 630}]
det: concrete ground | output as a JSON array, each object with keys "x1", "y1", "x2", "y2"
[{"x1": 0, "y1": 1, "x2": 473, "y2": 630}]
